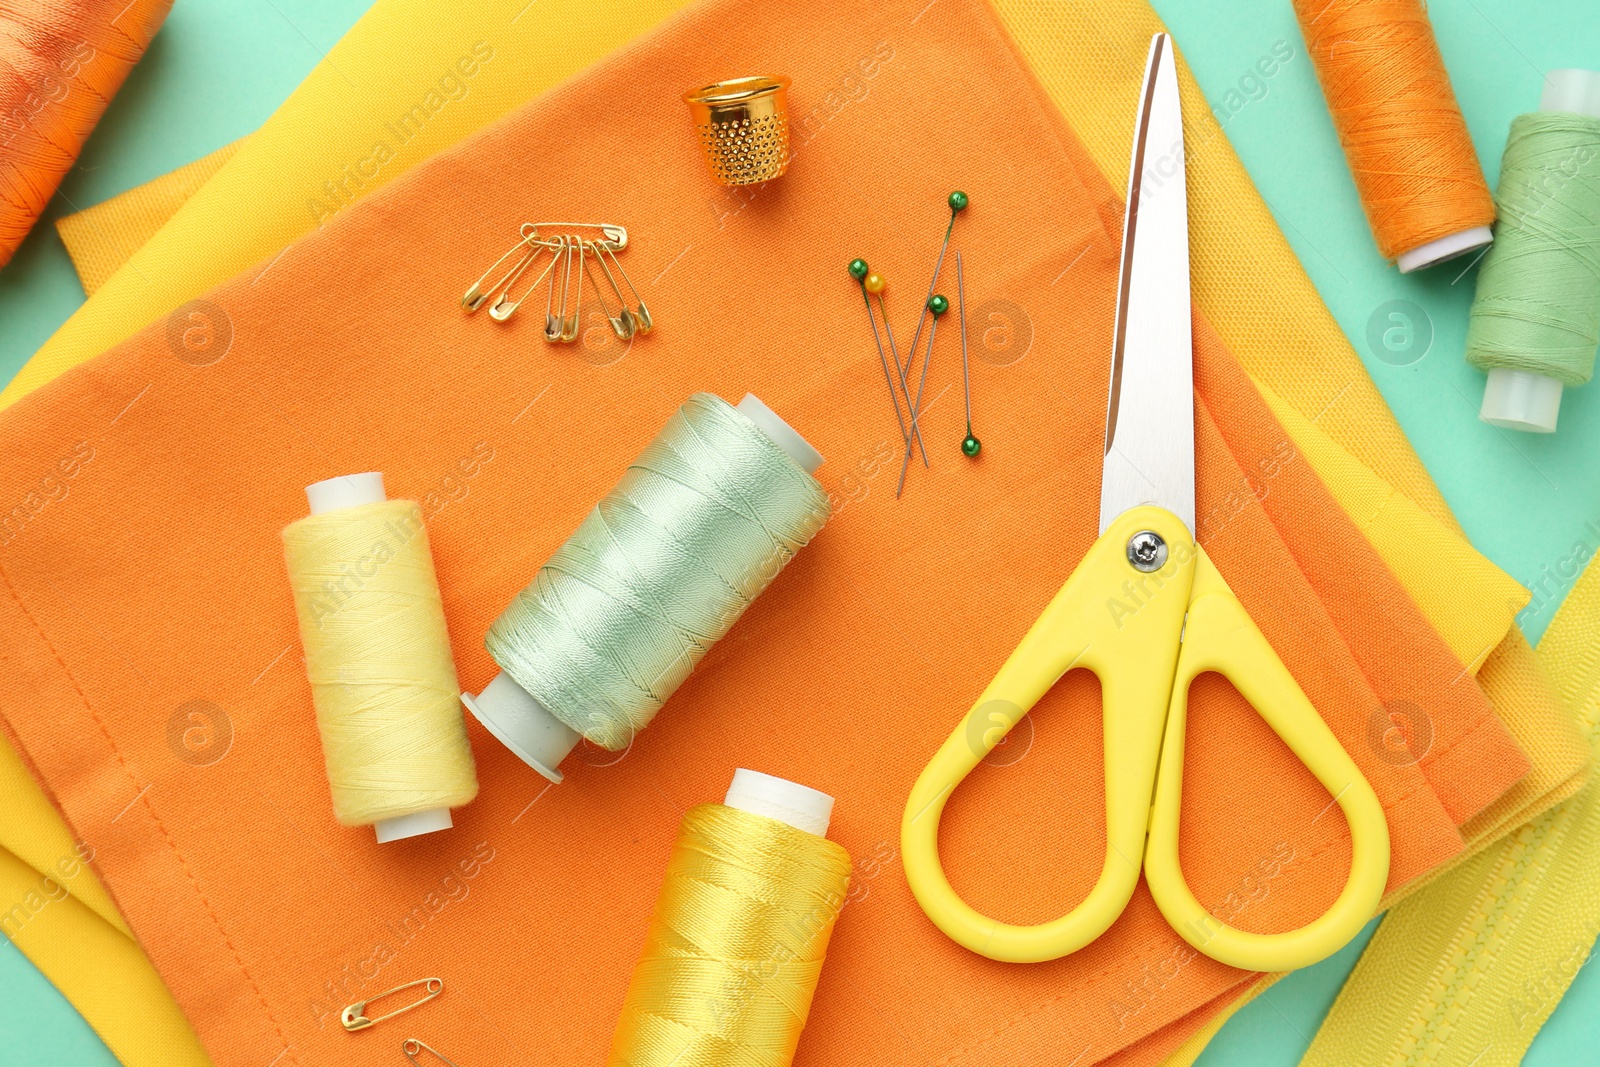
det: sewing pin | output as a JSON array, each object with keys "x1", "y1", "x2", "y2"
[
  {"x1": 861, "y1": 266, "x2": 928, "y2": 466},
  {"x1": 851, "y1": 259, "x2": 912, "y2": 452},
  {"x1": 905, "y1": 191, "x2": 968, "y2": 381},
  {"x1": 898, "y1": 292, "x2": 948, "y2": 497},
  {"x1": 341, "y1": 977, "x2": 444, "y2": 1032},
  {"x1": 957, "y1": 252, "x2": 979, "y2": 457}
]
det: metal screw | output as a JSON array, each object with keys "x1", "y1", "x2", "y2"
[{"x1": 1127, "y1": 531, "x2": 1167, "y2": 572}]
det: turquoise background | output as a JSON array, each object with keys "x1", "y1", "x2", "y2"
[{"x1": 0, "y1": 0, "x2": 1597, "y2": 1062}]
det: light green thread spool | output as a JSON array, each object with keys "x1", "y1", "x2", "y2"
[
  {"x1": 1469, "y1": 70, "x2": 1600, "y2": 433},
  {"x1": 462, "y1": 393, "x2": 829, "y2": 782}
]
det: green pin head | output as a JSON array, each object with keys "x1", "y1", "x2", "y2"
[
  {"x1": 848, "y1": 258, "x2": 868, "y2": 281},
  {"x1": 948, "y1": 190, "x2": 969, "y2": 213},
  {"x1": 928, "y1": 294, "x2": 949, "y2": 316},
  {"x1": 962, "y1": 435, "x2": 981, "y2": 457}
]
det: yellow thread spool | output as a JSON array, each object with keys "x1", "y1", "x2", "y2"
[
  {"x1": 283, "y1": 472, "x2": 478, "y2": 842},
  {"x1": 608, "y1": 770, "x2": 852, "y2": 1067}
]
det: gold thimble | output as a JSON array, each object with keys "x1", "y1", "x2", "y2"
[{"x1": 682, "y1": 76, "x2": 792, "y2": 186}]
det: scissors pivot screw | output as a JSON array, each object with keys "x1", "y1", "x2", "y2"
[{"x1": 1126, "y1": 531, "x2": 1168, "y2": 572}]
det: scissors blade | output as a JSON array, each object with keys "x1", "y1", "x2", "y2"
[{"x1": 1099, "y1": 33, "x2": 1195, "y2": 537}]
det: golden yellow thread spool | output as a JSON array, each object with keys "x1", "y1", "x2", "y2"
[
  {"x1": 608, "y1": 770, "x2": 851, "y2": 1067},
  {"x1": 683, "y1": 76, "x2": 792, "y2": 186},
  {"x1": 282, "y1": 472, "x2": 478, "y2": 842}
]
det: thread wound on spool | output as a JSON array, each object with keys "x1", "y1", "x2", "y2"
[
  {"x1": 1294, "y1": 0, "x2": 1496, "y2": 262},
  {"x1": 1467, "y1": 112, "x2": 1600, "y2": 386},
  {"x1": 0, "y1": 0, "x2": 175, "y2": 266},
  {"x1": 485, "y1": 393, "x2": 831, "y2": 753},
  {"x1": 607, "y1": 803, "x2": 851, "y2": 1067},
  {"x1": 283, "y1": 499, "x2": 478, "y2": 826}
]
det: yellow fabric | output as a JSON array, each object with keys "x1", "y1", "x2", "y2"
[
  {"x1": 1299, "y1": 562, "x2": 1600, "y2": 1067},
  {"x1": 13, "y1": 0, "x2": 1581, "y2": 1064},
  {"x1": 52, "y1": 141, "x2": 242, "y2": 297},
  {"x1": 0, "y1": 805, "x2": 207, "y2": 1067}
]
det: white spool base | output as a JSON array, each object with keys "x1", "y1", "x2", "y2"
[
  {"x1": 1396, "y1": 226, "x2": 1494, "y2": 274},
  {"x1": 374, "y1": 807, "x2": 454, "y2": 843},
  {"x1": 461, "y1": 671, "x2": 581, "y2": 783},
  {"x1": 737, "y1": 394, "x2": 824, "y2": 474},
  {"x1": 1481, "y1": 368, "x2": 1563, "y2": 433},
  {"x1": 724, "y1": 768, "x2": 833, "y2": 837},
  {"x1": 306, "y1": 471, "x2": 386, "y2": 514}
]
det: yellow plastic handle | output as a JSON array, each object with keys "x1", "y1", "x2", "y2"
[
  {"x1": 1142, "y1": 546, "x2": 1390, "y2": 972},
  {"x1": 901, "y1": 506, "x2": 1195, "y2": 962}
]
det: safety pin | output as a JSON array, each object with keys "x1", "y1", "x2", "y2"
[
  {"x1": 462, "y1": 225, "x2": 543, "y2": 312},
  {"x1": 544, "y1": 237, "x2": 571, "y2": 341},
  {"x1": 561, "y1": 237, "x2": 585, "y2": 342},
  {"x1": 340, "y1": 977, "x2": 444, "y2": 1032},
  {"x1": 582, "y1": 242, "x2": 635, "y2": 339},
  {"x1": 530, "y1": 221, "x2": 628, "y2": 251},
  {"x1": 488, "y1": 238, "x2": 563, "y2": 322},
  {"x1": 591, "y1": 241, "x2": 652, "y2": 334},
  {"x1": 402, "y1": 1038, "x2": 462, "y2": 1067}
]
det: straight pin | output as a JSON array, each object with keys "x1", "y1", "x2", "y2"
[
  {"x1": 958, "y1": 252, "x2": 979, "y2": 457},
  {"x1": 898, "y1": 293, "x2": 948, "y2": 497},
  {"x1": 865, "y1": 268, "x2": 929, "y2": 466},
  {"x1": 850, "y1": 259, "x2": 912, "y2": 452},
  {"x1": 905, "y1": 191, "x2": 969, "y2": 383}
]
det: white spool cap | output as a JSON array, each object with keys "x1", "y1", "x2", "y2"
[
  {"x1": 461, "y1": 671, "x2": 581, "y2": 783},
  {"x1": 1397, "y1": 226, "x2": 1495, "y2": 274},
  {"x1": 737, "y1": 394, "x2": 823, "y2": 474},
  {"x1": 303, "y1": 470, "x2": 455, "y2": 843},
  {"x1": 1474, "y1": 69, "x2": 1600, "y2": 433},
  {"x1": 305, "y1": 471, "x2": 385, "y2": 514},
  {"x1": 1541, "y1": 69, "x2": 1600, "y2": 118},
  {"x1": 723, "y1": 768, "x2": 833, "y2": 837}
]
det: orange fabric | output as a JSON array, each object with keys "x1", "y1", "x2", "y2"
[{"x1": 0, "y1": 1, "x2": 1527, "y2": 1066}]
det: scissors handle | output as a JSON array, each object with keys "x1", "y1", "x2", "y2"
[
  {"x1": 1146, "y1": 547, "x2": 1390, "y2": 972},
  {"x1": 900, "y1": 506, "x2": 1391, "y2": 970},
  {"x1": 901, "y1": 506, "x2": 1194, "y2": 963}
]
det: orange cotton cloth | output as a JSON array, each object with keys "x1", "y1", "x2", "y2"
[{"x1": 0, "y1": 1, "x2": 1528, "y2": 1065}]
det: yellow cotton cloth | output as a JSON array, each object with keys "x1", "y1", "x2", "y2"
[
  {"x1": 14, "y1": 0, "x2": 1584, "y2": 1064},
  {"x1": 53, "y1": 142, "x2": 242, "y2": 297}
]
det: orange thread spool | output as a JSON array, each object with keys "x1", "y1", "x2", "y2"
[
  {"x1": 1294, "y1": 0, "x2": 1496, "y2": 271},
  {"x1": 0, "y1": 0, "x2": 173, "y2": 268}
]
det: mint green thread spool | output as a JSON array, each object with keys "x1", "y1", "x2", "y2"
[
  {"x1": 462, "y1": 393, "x2": 830, "y2": 783},
  {"x1": 1468, "y1": 69, "x2": 1600, "y2": 433}
]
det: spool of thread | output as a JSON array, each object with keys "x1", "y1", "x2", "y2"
[
  {"x1": 0, "y1": 0, "x2": 174, "y2": 267},
  {"x1": 1468, "y1": 70, "x2": 1600, "y2": 433},
  {"x1": 607, "y1": 769, "x2": 852, "y2": 1067},
  {"x1": 1293, "y1": 0, "x2": 1496, "y2": 271},
  {"x1": 463, "y1": 393, "x2": 829, "y2": 782},
  {"x1": 282, "y1": 472, "x2": 479, "y2": 842}
]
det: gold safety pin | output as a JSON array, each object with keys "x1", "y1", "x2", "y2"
[
  {"x1": 591, "y1": 240, "x2": 652, "y2": 334},
  {"x1": 488, "y1": 233, "x2": 565, "y2": 323},
  {"x1": 530, "y1": 221, "x2": 628, "y2": 250},
  {"x1": 340, "y1": 977, "x2": 444, "y2": 1032},
  {"x1": 402, "y1": 1038, "x2": 463, "y2": 1066},
  {"x1": 582, "y1": 242, "x2": 635, "y2": 339},
  {"x1": 462, "y1": 225, "x2": 541, "y2": 312}
]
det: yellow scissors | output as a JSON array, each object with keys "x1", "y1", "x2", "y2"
[{"x1": 900, "y1": 33, "x2": 1390, "y2": 974}]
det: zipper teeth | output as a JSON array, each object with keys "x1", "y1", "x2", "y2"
[{"x1": 1400, "y1": 803, "x2": 1572, "y2": 1066}]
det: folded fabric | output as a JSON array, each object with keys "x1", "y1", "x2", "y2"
[
  {"x1": 0, "y1": 733, "x2": 209, "y2": 1065},
  {"x1": 1300, "y1": 558, "x2": 1600, "y2": 1067},
  {"x1": 0, "y1": 3, "x2": 1532, "y2": 1067},
  {"x1": 54, "y1": 141, "x2": 242, "y2": 297}
]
